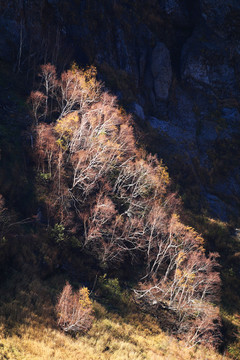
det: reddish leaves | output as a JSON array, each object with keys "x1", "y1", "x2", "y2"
[{"x1": 31, "y1": 64, "x2": 221, "y2": 346}]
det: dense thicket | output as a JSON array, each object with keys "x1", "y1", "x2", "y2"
[{"x1": 29, "y1": 64, "x2": 221, "y2": 346}]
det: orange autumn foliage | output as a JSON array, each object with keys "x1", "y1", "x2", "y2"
[{"x1": 30, "y1": 64, "x2": 221, "y2": 347}]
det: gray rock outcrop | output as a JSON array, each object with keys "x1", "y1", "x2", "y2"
[
  {"x1": 151, "y1": 42, "x2": 172, "y2": 101},
  {"x1": 1, "y1": 0, "x2": 240, "y2": 220}
]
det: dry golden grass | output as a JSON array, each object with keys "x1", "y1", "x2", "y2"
[{"x1": 0, "y1": 304, "x2": 228, "y2": 360}]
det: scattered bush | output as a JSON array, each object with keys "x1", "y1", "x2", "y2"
[
  {"x1": 51, "y1": 224, "x2": 65, "y2": 244},
  {"x1": 98, "y1": 276, "x2": 131, "y2": 311},
  {"x1": 56, "y1": 282, "x2": 94, "y2": 333}
]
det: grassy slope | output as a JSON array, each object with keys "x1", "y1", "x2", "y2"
[
  {"x1": 0, "y1": 261, "x2": 226, "y2": 360},
  {"x1": 0, "y1": 318, "x2": 226, "y2": 360},
  {"x1": 0, "y1": 271, "x2": 226, "y2": 360}
]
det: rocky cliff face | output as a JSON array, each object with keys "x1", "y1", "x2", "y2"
[{"x1": 1, "y1": 0, "x2": 240, "y2": 221}]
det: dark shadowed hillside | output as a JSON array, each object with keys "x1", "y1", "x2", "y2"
[{"x1": 0, "y1": 1, "x2": 240, "y2": 359}]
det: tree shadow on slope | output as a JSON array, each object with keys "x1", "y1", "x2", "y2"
[{"x1": 0, "y1": 60, "x2": 36, "y2": 217}]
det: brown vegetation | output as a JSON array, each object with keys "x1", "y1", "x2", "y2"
[
  {"x1": 56, "y1": 282, "x2": 93, "y2": 333},
  {"x1": 29, "y1": 63, "x2": 221, "y2": 347}
]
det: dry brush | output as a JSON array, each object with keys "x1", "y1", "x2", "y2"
[{"x1": 30, "y1": 63, "x2": 221, "y2": 346}]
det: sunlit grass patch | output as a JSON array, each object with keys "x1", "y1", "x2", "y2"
[{"x1": 0, "y1": 306, "x2": 228, "y2": 360}]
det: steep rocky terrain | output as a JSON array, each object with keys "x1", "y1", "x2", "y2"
[{"x1": 1, "y1": 0, "x2": 240, "y2": 221}]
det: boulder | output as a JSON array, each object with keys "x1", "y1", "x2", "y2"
[
  {"x1": 205, "y1": 193, "x2": 228, "y2": 221},
  {"x1": 148, "y1": 116, "x2": 194, "y2": 143},
  {"x1": 200, "y1": 0, "x2": 240, "y2": 38},
  {"x1": 182, "y1": 53, "x2": 210, "y2": 87},
  {"x1": 168, "y1": 87, "x2": 197, "y2": 129},
  {"x1": 164, "y1": 0, "x2": 190, "y2": 27},
  {"x1": 133, "y1": 103, "x2": 145, "y2": 120},
  {"x1": 181, "y1": 29, "x2": 239, "y2": 98},
  {"x1": 151, "y1": 42, "x2": 172, "y2": 101}
]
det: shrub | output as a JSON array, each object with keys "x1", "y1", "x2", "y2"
[
  {"x1": 51, "y1": 223, "x2": 65, "y2": 244},
  {"x1": 56, "y1": 282, "x2": 94, "y2": 333},
  {"x1": 99, "y1": 276, "x2": 123, "y2": 303},
  {"x1": 31, "y1": 63, "x2": 221, "y2": 347}
]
